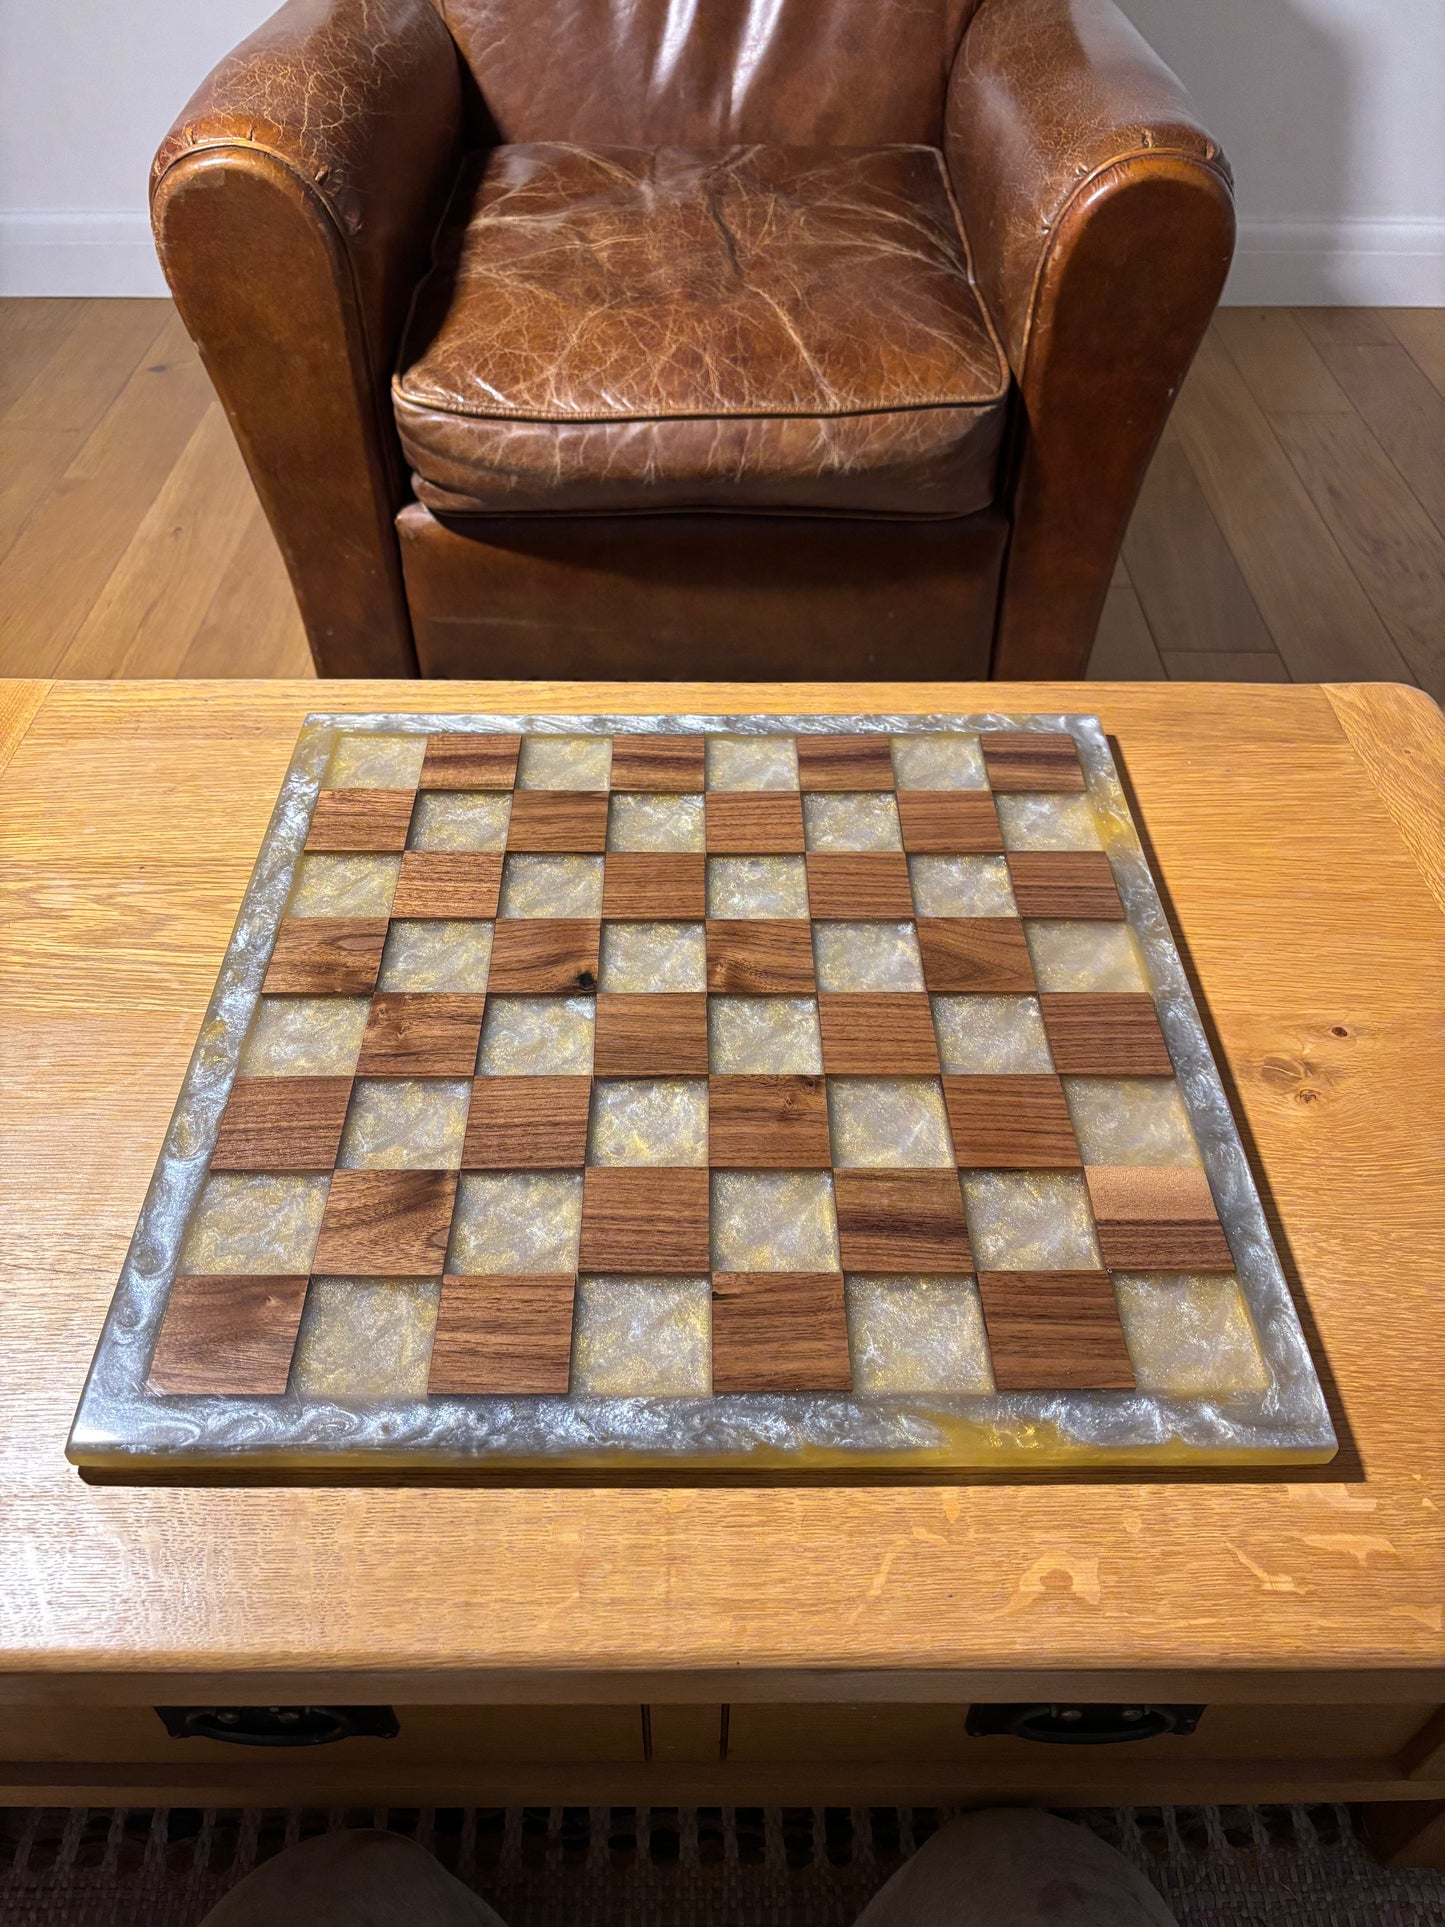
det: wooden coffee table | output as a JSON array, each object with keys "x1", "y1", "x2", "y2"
[{"x1": 1, "y1": 678, "x2": 1441, "y2": 1863}]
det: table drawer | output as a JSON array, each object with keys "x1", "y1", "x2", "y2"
[
  {"x1": 0, "y1": 1704, "x2": 646, "y2": 1766},
  {"x1": 724, "y1": 1702, "x2": 1439, "y2": 1766}
]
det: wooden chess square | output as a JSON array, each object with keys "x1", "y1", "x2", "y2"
[
  {"x1": 210, "y1": 1074, "x2": 353, "y2": 1172},
  {"x1": 462, "y1": 1076, "x2": 592, "y2": 1169},
  {"x1": 305, "y1": 789, "x2": 416, "y2": 852},
  {"x1": 979, "y1": 732, "x2": 1086, "y2": 793},
  {"x1": 1084, "y1": 1166, "x2": 1234, "y2": 1270},
  {"x1": 817, "y1": 994, "x2": 940, "y2": 1074},
  {"x1": 1006, "y1": 852, "x2": 1124, "y2": 920},
  {"x1": 578, "y1": 1167, "x2": 711, "y2": 1273},
  {"x1": 420, "y1": 733, "x2": 520, "y2": 790},
  {"x1": 147, "y1": 1275, "x2": 309, "y2": 1395},
  {"x1": 601, "y1": 853, "x2": 706, "y2": 919},
  {"x1": 710, "y1": 1273, "x2": 852, "y2": 1391},
  {"x1": 262, "y1": 919, "x2": 388, "y2": 996},
  {"x1": 706, "y1": 920, "x2": 816, "y2": 994},
  {"x1": 795, "y1": 736, "x2": 895, "y2": 792},
  {"x1": 916, "y1": 919, "x2": 1035, "y2": 993},
  {"x1": 833, "y1": 1171, "x2": 972, "y2": 1273},
  {"x1": 312, "y1": 1169, "x2": 458, "y2": 1275},
  {"x1": 704, "y1": 793, "x2": 806, "y2": 854},
  {"x1": 1039, "y1": 994, "x2": 1172, "y2": 1076},
  {"x1": 805, "y1": 853, "x2": 914, "y2": 919},
  {"x1": 392, "y1": 852, "x2": 502, "y2": 919},
  {"x1": 505, "y1": 790, "x2": 609, "y2": 852},
  {"x1": 608, "y1": 735, "x2": 706, "y2": 793},
  {"x1": 943, "y1": 1075, "x2": 1082, "y2": 1169},
  {"x1": 356, "y1": 994, "x2": 487, "y2": 1077},
  {"x1": 487, "y1": 919, "x2": 600, "y2": 994},
  {"x1": 975, "y1": 1271, "x2": 1135, "y2": 1389},
  {"x1": 429, "y1": 1276, "x2": 576, "y2": 1394},
  {"x1": 708, "y1": 1074, "x2": 831, "y2": 1167},
  {"x1": 896, "y1": 792, "x2": 1004, "y2": 855},
  {"x1": 593, "y1": 994, "x2": 709, "y2": 1076}
]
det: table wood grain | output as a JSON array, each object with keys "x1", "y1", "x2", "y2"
[{"x1": 1, "y1": 679, "x2": 1442, "y2": 1704}]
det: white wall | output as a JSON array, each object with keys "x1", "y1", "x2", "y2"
[{"x1": 2, "y1": 0, "x2": 1442, "y2": 300}]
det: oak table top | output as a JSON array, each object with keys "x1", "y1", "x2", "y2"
[{"x1": 1, "y1": 678, "x2": 1441, "y2": 1708}]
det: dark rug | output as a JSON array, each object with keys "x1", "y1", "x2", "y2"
[{"x1": 2, "y1": 1803, "x2": 1442, "y2": 1927}]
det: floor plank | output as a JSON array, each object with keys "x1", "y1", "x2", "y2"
[
  {"x1": 57, "y1": 403, "x2": 258, "y2": 678},
  {"x1": 1167, "y1": 332, "x2": 1413, "y2": 685},
  {"x1": 1122, "y1": 439, "x2": 1277, "y2": 656},
  {"x1": 1160, "y1": 652, "x2": 1292, "y2": 682},
  {"x1": 1272, "y1": 411, "x2": 1445, "y2": 700},
  {"x1": 0, "y1": 311, "x2": 212, "y2": 678},
  {"x1": 1294, "y1": 308, "x2": 1397, "y2": 348},
  {"x1": 0, "y1": 298, "x2": 86, "y2": 416},
  {"x1": 1380, "y1": 309, "x2": 1445, "y2": 399},
  {"x1": 1314, "y1": 343, "x2": 1445, "y2": 540},
  {"x1": 1087, "y1": 575, "x2": 1166, "y2": 680},
  {"x1": 181, "y1": 497, "x2": 313, "y2": 679},
  {"x1": 1212, "y1": 308, "x2": 1352, "y2": 415}
]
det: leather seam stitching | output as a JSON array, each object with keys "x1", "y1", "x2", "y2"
[{"x1": 391, "y1": 394, "x2": 1010, "y2": 426}]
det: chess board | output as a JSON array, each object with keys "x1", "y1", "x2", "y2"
[{"x1": 68, "y1": 714, "x2": 1335, "y2": 1478}]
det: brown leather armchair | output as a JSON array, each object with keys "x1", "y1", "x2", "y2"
[{"x1": 151, "y1": 0, "x2": 1233, "y2": 680}]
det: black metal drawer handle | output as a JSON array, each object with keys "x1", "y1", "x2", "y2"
[
  {"x1": 965, "y1": 1703, "x2": 1205, "y2": 1745},
  {"x1": 155, "y1": 1705, "x2": 399, "y2": 1747}
]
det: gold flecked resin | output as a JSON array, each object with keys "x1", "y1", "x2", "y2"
[
  {"x1": 447, "y1": 1172, "x2": 583, "y2": 1274},
  {"x1": 286, "y1": 854, "x2": 400, "y2": 918},
  {"x1": 498, "y1": 854, "x2": 604, "y2": 918},
  {"x1": 608, "y1": 793, "x2": 705, "y2": 852},
  {"x1": 178, "y1": 1173, "x2": 331, "y2": 1274},
  {"x1": 599, "y1": 921, "x2": 707, "y2": 992},
  {"x1": 378, "y1": 920, "x2": 493, "y2": 993},
  {"x1": 516, "y1": 734, "x2": 612, "y2": 790},
  {"x1": 291, "y1": 1277, "x2": 441, "y2": 1399},
  {"x1": 962, "y1": 1171, "x2": 1103, "y2": 1270},
  {"x1": 570, "y1": 1277, "x2": 711, "y2": 1396},
  {"x1": 1026, "y1": 920, "x2": 1147, "y2": 993},
  {"x1": 889, "y1": 733, "x2": 987, "y2": 791},
  {"x1": 588, "y1": 1080, "x2": 709, "y2": 1167},
  {"x1": 996, "y1": 793, "x2": 1103, "y2": 851},
  {"x1": 847, "y1": 1276, "x2": 995, "y2": 1395},
  {"x1": 909, "y1": 854, "x2": 1017, "y2": 917},
  {"x1": 706, "y1": 855, "x2": 809, "y2": 918},
  {"x1": 711, "y1": 1171, "x2": 840, "y2": 1271},
  {"x1": 1065, "y1": 1077, "x2": 1201, "y2": 1167},
  {"x1": 931, "y1": 994, "x2": 1054, "y2": 1074},
  {"x1": 708, "y1": 996, "x2": 823, "y2": 1074},
  {"x1": 803, "y1": 792, "x2": 903, "y2": 851},
  {"x1": 238, "y1": 996, "x2": 370, "y2": 1077},
  {"x1": 813, "y1": 921, "x2": 924, "y2": 992},
  {"x1": 337, "y1": 1078, "x2": 471, "y2": 1170},
  {"x1": 323, "y1": 732, "x2": 426, "y2": 790},
  {"x1": 828, "y1": 1078, "x2": 955, "y2": 1168},
  {"x1": 408, "y1": 792, "x2": 511, "y2": 851},
  {"x1": 705, "y1": 735, "x2": 799, "y2": 791},
  {"x1": 477, "y1": 996, "x2": 594, "y2": 1075},
  {"x1": 1114, "y1": 1273, "x2": 1270, "y2": 1396}
]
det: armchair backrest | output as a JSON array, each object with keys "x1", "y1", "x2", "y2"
[{"x1": 432, "y1": 0, "x2": 981, "y2": 147}]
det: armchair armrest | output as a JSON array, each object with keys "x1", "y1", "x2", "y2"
[
  {"x1": 151, "y1": 0, "x2": 463, "y2": 675},
  {"x1": 946, "y1": 0, "x2": 1234, "y2": 677}
]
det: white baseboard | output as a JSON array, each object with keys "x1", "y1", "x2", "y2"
[
  {"x1": 1222, "y1": 216, "x2": 1445, "y2": 306},
  {"x1": 1, "y1": 207, "x2": 1442, "y2": 306}
]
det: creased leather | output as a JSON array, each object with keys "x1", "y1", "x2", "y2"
[
  {"x1": 154, "y1": 0, "x2": 462, "y2": 358},
  {"x1": 428, "y1": 0, "x2": 982, "y2": 147},
  {"x1": 394, "y1": 144, "x2": 1009, "y2": 516},
  {"x1": 945, "y1": 0, "x2": 1229, "y2": 374}
]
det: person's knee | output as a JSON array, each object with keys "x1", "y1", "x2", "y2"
[{"x1": 201, "y1": 1827, "x2": 501, "y2": 1927}]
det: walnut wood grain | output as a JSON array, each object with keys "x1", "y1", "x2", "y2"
[
  {"x1": 795, "y1": 735, "x2": 895, "y2": 792},
  {"x1": 916, "y1": 918, "x2": 1036, "y2": 993},
  {"x1": 1039, "y1": 993, "x2": 1173, "y2": 1076},
  {"x1": 312, "y1": 1170, "x2": 459, "y2": 1276},
  {"x1": 391, "y1": 852, "x2": 502, "y2": 919},
  {"x1": 705, "y1": 920, "x2": 816, "y2": 994},
  {"x1": 209, "y1": 1074, "x2": 353, "y2": 1172},
  {"x1": 419, "y1": 732, "x2": 521, "y2": 791},
  {"x1": 833, "y1": 1171, "x2": 973, "y2": 1273},
  {"x1": 979, "y1": 732, "x2": 1086, "y2": 793},
  {"x1": 943, "y1": 1075, "x2": 1082, "y2": 1170},
  {"x1": 261, "y1": 918, "x2": 389, "y2": 996},
  {"x1": 600, "y1": 853, "x2": 706, "y2": 920},
  {"x1": 6, "y1": 678, "x2": 1442, "y2": 1698},
  {"x1": 708, "y1": 1075, "x2": 831, "y2": 1168},
  {"x1": 429, "y1": 1276, "x2": 576, "y2": 1395},
  {"x1": 304, "y1": 788, "x2": 416, "y2": 852},
  {"x1": 505, "y1": 790, "x2": 609, "y2": 852},
  {"x1": 711, "y1": 1273, "x2": 852, "y2": 1392},
  {"x1": 896, "y1": 791, "x2": 1005, "y2": 855},
  {"x1": 593, "y1": 994, "x2": 709, "y2": 1076},
  {"x1": 704, "y1": 792, "x2": 806, "y2": 854},
  {"x1": 487, "y1": 919, "x2": 600, "y2": 994},
  {"x1": 817, "y1": 993, "x2": 941, "y2": 1074},
  {"x1": 356, "y1": 994, "x2": 487, "y2": 1078},
  {"x1": 975, "y1": 1271, "x2": 1135, "y2": 1390},
  {"x1": 578, "y1": 1167, "x2": 711, "y2": 1273},
  {"x1": 607, "y1": 735, "x2": 705, "y2": 793},
  {"x1": 1006, "y1": 851, "x2": 1124, "y2": 919},
  {"x1": 146, "y1": 1275, "x2": 309, "y2": 1395},
  {"x1": 805, "y1": 852, "x2": 914, "y2": 920},
  {"x1": 1084, "y1": 1165, "x2": 1234, "y2": 1270},
  {"x1": 461, "y1": 1075, "x2": 591, "y2": 1170}
]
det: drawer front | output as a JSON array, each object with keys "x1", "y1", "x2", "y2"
[
  {"x1": 0, "y1": 1704, "x2": 646, "y2": 1766},
  {"x1": 723, "y1": 1702, "x2": 1440, "y2": 1766}
]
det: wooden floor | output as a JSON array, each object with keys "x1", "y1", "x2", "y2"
[{"x1": 0, "y1": 298, "x2": 1442, "y2": 694}]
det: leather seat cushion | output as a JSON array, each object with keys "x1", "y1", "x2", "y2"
[{"x1": 393, "y1": 144, "x2": 1010, "y2": 518}]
